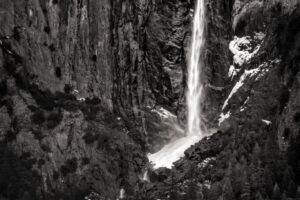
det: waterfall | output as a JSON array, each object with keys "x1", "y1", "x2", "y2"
[
  {"x1": 187, "y1": 0, "x2": 205, "y2": 136},
  {"x1": 148, "y1": 0, "x2": 206, "y2": 169}
]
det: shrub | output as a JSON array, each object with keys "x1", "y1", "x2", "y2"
[
  {"x1": 0, "y1": 142, "x2": 41, "y2": 199},
  {"x1": 92, "y1": 55, "x2": 97, "y2": 62},
  {"x1": 5, "y1": 130, "x2": 18, "y2": 142},
  {"x1": 61, "y1": 100, "x2": 80, "y2": 112},
  {"x1": 29, "y1": 84, "x2": 56, "y2": 111},
  {"x1": 31, "y1": 109, "x2": 45, "y2": 125},
  {"x1": 44, "y1": 26, "x2": 51, "y2": 34},
  {"x1": 283, "y1": 128, "x2": 290, "y2": 139},
  {"x1": 53, "y1": 171, "x2": 59, "y2": 180},
  {"x1": 49, "y1": 44, "x2": 55, "y2": 52},
  {"x1": 85, "y1": 97, "x2": 101, "y2": 105},
  {"x1": 0, "y1": 80, "x2": 7, "y2": 97},
  {"x1": 46, "y1": 111, "x2": 63, "y2": 129},
  {"x1": 64, "y1": 84, "x2": 72, "y2": 94},
  {"x1": 27, "y1": 105, "x2": 38, "y2": 112},
  {"x1": 97, "y1": 132, "x2": 110, "y2": 150},
  {"x1": 81, "y1": 105, "x2": 100, "y2": 121},
  {"x1": 293, "y1": 112, "x2": 300, "y2": 122},
  {"x1": 2, "y1": 99, "x2": 13, "y2": 116},
  {"x1": 31, "y1": 129, "x2": 44, "y2": 141},
  {"x1": 55, "y1": 67, "x2": 61, "y2": 78},
  {"x1": 81, "y1": 157, "x2": 90, "y2": 166},
  {"x1": 13, "y1": 27, "x2": 21, "y2": 41},
  {"x1": 40, "y1": 144, "x2": 51, "y2": 152},
  {"x1": 38, "y1": 159, "x2": 45, "y2": 168},
  {"x1": 60, "y1": 158, "x2": 78, "y2": 176},
  {"x1": 279, "y1": 86, "x2": 290, "y2": 113},
  {"x1": 83, "y1": 132, "x2": 99, "y2": 144}
]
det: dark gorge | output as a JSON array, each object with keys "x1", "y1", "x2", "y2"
[{"x1": 0, "y1": 0, "x2": 299, "y2": 199}]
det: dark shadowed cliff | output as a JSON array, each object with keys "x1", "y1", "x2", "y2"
[{"x1": 0, "y1": 0, "x2": 299, "y2": 199}]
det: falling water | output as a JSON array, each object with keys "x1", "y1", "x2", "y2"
[
  {"x1": 187, "y1": 0, "x2": 205, "y2": 136},
  {"x1": 148, "y1": 0, "x2": 206, "y2": 169}
]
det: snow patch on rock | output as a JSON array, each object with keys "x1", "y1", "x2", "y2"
[
  {"x1": 198, "y1": 157, "x2": 216, "y2": 169},
  {"x1": 218, "y1": 111, "x2": 231, "y2": 126},
  {"x1": 229, "y1": 33, "x2": 264, "y2": 66},
  {"x1": 228, "y1": 65, "x2": 240, "y2": 80},
  {"x1": 262, "y1": 119, "x2": 272, "y2": 125},
  {"x1": 151, "y1": 107, "x2": 176, "y2": 120},
  {"x1": 222, "y1": 59, "x2": 278, "y2": 111},
  {"x1": 240, "y1": 96, "x2": 250, "y2": 112}
]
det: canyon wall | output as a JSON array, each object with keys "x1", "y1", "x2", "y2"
[
  {"x1": 0, "y1": 0, "x2": 194, "y2": 199},
  {"x1": 0, "y1": 0, "x2": 299, "y2": 199}
]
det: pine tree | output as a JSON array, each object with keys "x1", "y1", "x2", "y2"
[
  {"x1": 232, "y1": 162, "x2": 244, "y2": 195},
  {"x1": 272, "y1": 184, "x2": 281, "y2": 200},
  {"x1": 264, "y1": 166, "x2": 274, "y2": 196},
  {"x1": 208, "y1": 182, "x2": 222, "y2": 200},
  {"x1": 255, "y1": 192, "x2": 264, "y2": 200},
  {"x1": 282, "y1": 167, "x2": 294, "y2": 189},
  {"x1": 241, "y1": 174, "x2": 251, "y2": 200},
  {"x1": 296, "y1": 186, "x2": 300, "y2": 200},
  {"x1": 252, "y1": 142, "x2": 261, "y2": 166},
  {"x1": 281, "y1": 192, "x2": 287, "y2": 200},
  {"x1": 222, "y1": 178, "x2": 235, "y2": 200},
  {"x1": 286, "y1": 180, "x2": 297, "y2": 198}
]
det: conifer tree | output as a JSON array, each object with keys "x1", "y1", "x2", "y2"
[
  {"x1": 286, "y1": 180, "x2": 296, "y2": 198},
  {"x1": 264, "y1": 166, "x2": 274, "y2": 196},
  {"x1": 252, "y1": 142, "x2": 261, "y2": 165},
  {"x1": 255, "y1": 191, "x2": 264, "y2": 200},
  {"x1": 281, "y1": 192, "x2": 287, "y2": 200},
  {"x1": 282, "y1": 167, "x2": 294, "y2": 189},
  {"x1": 208, "y1": 182, "x2": 222, "y2": 200},
  {"x1": 232, "y1": 162, "x2": 244, "y2": 195},
  {"x1": 272, "y1": 184, "x2": 281, "y2": 200},
  {"x1": 296, "y1": 186, "x2": 300, "y2": 200},
  {"x1": 241, "y1": 174, "x2": 251, "y2": 200},
  {"x1": 222, "y1": 178, "x2": 235, "y2": 200}
]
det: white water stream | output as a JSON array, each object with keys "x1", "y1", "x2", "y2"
[{"x1": 148, "y1": 0, "x2": 206, "y2": 169}]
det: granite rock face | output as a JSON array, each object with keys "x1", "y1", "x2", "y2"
[
  {"x1": 0, "y1": 0, "x2": 194, "y2": 198},
  {"x1": 0, "y1": 0, "x2": 299, "y2": 199}
]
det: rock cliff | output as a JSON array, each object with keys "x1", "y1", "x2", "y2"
[{"x1": 0, "y1": 0, "x2": 299, "y2": 199}]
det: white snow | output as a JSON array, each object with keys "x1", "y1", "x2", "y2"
[
  {"x1": 254, "y1": 32, "x2": 266, "y2": 40},
  {"x1": 204, "y1": 180, "x2": 212, "y2": 189},
  {"x1": 142, "y1": 169, "x2": 150, "y2": 182},
  {"x1": 222, "y1": 63, "x2": 271, "y2": 111},
  {"x1": 262, "y1": 119, "x2": 272, "y2": 125},
  {"x1": 229, "y1": 33, "x2": 265, "y2": 67},
  {"x1": 78, "y1": 97, "x2": 85, "y2": 101},
  {"x1": 151, "y1": 107, "x2": 176, "y2": 120},
  {"x1": 240, "y1": 96, "x2": 250, "y2": 112},
  {"x1": 49, "y1": 0, "x2": 53, "y2": 7},
  {"x1": 118, "y1": 188, "x2": 125, "y2": 199},
  {"x1": 148, "y1": 135, "x2": 201, "y2": 169},
  {"x1": 218, "y1": 111, "x2": 231, "y2": 126},
  {"x1": 228, "y1": 65, "x2": 240, "y2": 80},
  {"x1": 29, "y1": 9, "x2": 33, "y2": 17},
  {"x1": 222, "y1": 71, "x2": 247, "y2": 110},
  {"x1": 229, "y1": 36, "x2": 258, "y2": 66},
  {"x1": 197, "y1": 157, "x2": 216, "y2": 169}
]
